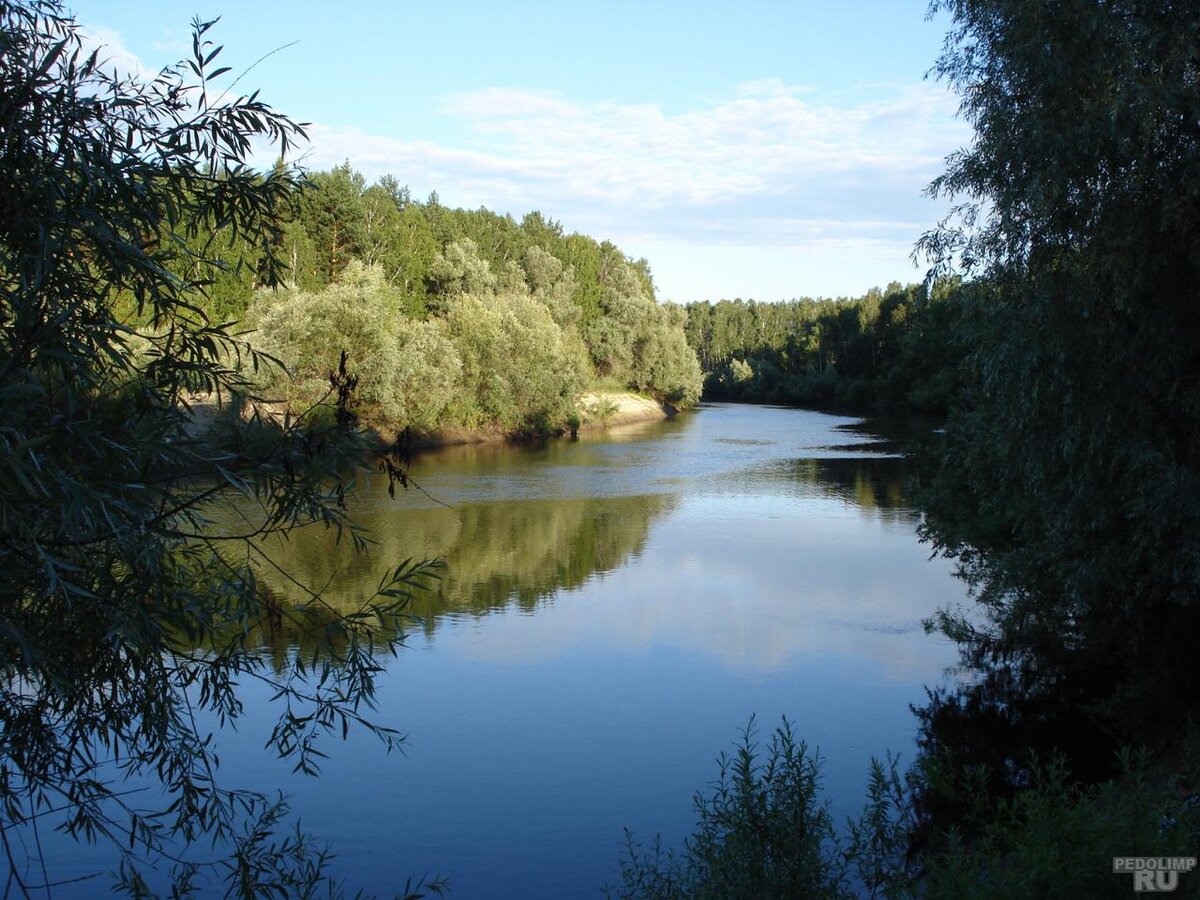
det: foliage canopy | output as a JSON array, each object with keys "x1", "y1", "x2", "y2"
[
  {"x1": 916, "y1": 0, "x2": 1200, "y2": 788},
  {"x1": 0, "y1": 2, "x2": 440, "y2": 894},
  {"x1": 239, "y1": 168, "x2": 703, "y2": 431}
]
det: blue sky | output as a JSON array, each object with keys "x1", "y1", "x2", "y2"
[{"x1": 69, "y1": 1, "x2": 970, "y2": 302}]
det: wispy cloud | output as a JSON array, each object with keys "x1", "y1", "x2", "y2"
[
  {"x1": 304, "y1": 79, "x2": 967, "y2": 257},
  {"x1": 77, "y1": 23, "x2": 147, "y2": 78}
]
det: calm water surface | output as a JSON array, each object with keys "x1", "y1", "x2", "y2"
[{"x1": 40, "y1": 403, "x2": 967, "y2": 897}]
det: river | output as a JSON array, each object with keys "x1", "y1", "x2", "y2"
[{"x1": 32, "y1": 402, "x2": 966, "y2": 897}]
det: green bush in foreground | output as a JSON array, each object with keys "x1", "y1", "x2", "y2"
[
  {"x1": 611, "y1": 719, "x2": 1200, "y2": 900},
  {"x1": 610, "y1": 718, "x2": 883, "y2": 899},
  {"x1": 918, "y1": 748, "x2": 1200, "y2": 900}
]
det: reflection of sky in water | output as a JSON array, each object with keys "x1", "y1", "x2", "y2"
[
  {"x1": 446, "y1": 485, "x2": 957, "y2": 683},
  {"x1": 304, "y1": 403, "x2": 962, "y2": 897},
  {"x1": 384, "y1": 402, "x2": 899, "y2": 509}
]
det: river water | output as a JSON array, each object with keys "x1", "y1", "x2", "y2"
[{"x1": 30, "y1": 402, "x2": 967, "y2": 897}]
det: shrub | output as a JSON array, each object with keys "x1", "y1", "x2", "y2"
[
  {"x1": 250, "y1": 262, "x2": 462, "y2": 430},
  {"x1": 445, "y1": 291, "x2": 587, "y2": 433},
  {"x1": 611, "y1": 718, "x2": 854, "y2": 899}
]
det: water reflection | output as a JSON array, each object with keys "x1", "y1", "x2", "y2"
[
  {"x1": 715, "y1": 456, "x2": 920, "y2": 526},
  {"x1": 453, "y1": 479, "x2": 958, "y2": 682},
  {"x1": 31, "y1": 404, "x2": 970, "y2": 899},
  {"x1": 243, "y1": 434, "x2": 950, "y2": 711},
  {"x1": 247, "y1": 416, "x2": 933, "y2": 664},
  {"x1": 258, "y1": 493, "x2": 678, "y2": 631},
  {"x1": 910, "y1": 661, "x2": 1119, "y2": 855}
]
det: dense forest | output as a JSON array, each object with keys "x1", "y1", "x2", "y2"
[
  {"x1": 195, "y1": 162, "x2": 977, "y2": 432},
  {"x1": 182, "y1": 165, "x2": 702, "y2": 437},
  {"x1": 907, "y1": 0, "x2": 1200, "y2": 861},
  {"x1": 682, "y1": 279, "x2": 968, "y2": 415}
]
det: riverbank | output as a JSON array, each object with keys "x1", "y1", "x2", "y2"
[
  {"x1": 401, "y1": 391, "x2": 674, "y2": 448},
  {"x1": 577, "y1": 391, "x2": 675, "y2": 429},
  {"x1": 185, "y1": 389, "x2": 675, "y2": 449}
]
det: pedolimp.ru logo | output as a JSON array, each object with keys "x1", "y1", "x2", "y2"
[{"x1": 1113, "y1": 857, "x2": 1197, "y2": 893}]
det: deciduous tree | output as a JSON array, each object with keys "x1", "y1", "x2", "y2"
[
  {"x1": 0, "y1": 3, "x2": 439, "y2": 893},
  {"x1": 918, "y1": 0, "x2": 1200, "y2": 749}
]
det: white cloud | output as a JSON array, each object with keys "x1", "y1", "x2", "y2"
[
  {"x1": 306, "y1": 79, "x2": 964, "y2": 227},
  {"x1": 294, "y1": 79, "x2": 971, "y2": 298},
  {"x1": 77, "y1": 24, "x2": 147, "y2": 78},
  {"x1": 441, "y1": 87, "x2": 586, "y2": 121}
]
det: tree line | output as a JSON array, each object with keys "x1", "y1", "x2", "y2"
[
  {"x1": 682, "y1": 279, "x2": 968, "y2": 415},
  {"x1": 185, "y1": 165, "x2": 703, "y2": 437}
]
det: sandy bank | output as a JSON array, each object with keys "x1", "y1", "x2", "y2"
[
  {"x1": 186, "y1": 390, "x2": 674, "y2": 450},
  {"x1": 404, "y1": 391, "x2": 674, "y2": 448},
  {"x1": 576, "y1": 392, "x2": 674, "y2": 429}
]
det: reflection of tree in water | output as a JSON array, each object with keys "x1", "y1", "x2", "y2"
[
  {"x1": 212, "y1": 581, "x2": 417, "y2": 675},
  {"x1": 253, "y1": 492, "x2": 676, "y2": 639},
  {"x1": 782, "y1": 456, "x2": 919, "y2": 525},
  {"x1": 784, "y1": 445, "x2": 1137, "y2": 854},
  {"x1": 232, "y1": 449, "x2": 911, "y2": 660},
  {"x1": 801, "y1": 460, "x2": 912, "y2": 518},
  {"x1": 907, "y1": 661, "x2": 1121, "y2": 856}
]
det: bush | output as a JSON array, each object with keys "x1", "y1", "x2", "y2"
[
  {"x1": 611, "y1": 720, "x2": 1200, "y2": 900},
  {"x1": 250, "y1": 262, "x2": 462, "y2": 430},
  {"x1": 445, "y1": 291, "x2": 587, "y2": 433},
  {"x1": 915, "y1": 743, "x2": 1200, "y2": 900},
  {"x1": 611, "y1": 718, "x2": 856, "y2": 899},
  {"x1": 631, "y1": 316, "x2": 704, "y2": 407}
]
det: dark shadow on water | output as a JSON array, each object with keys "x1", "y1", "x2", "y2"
[{"x1": 908, "y1": 662, "x2": 1123, "y2": 855}]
